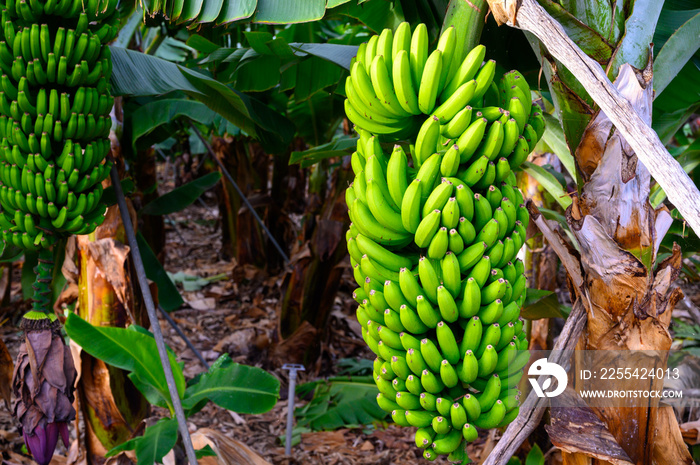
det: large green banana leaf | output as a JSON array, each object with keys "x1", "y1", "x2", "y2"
[
  {"x1": 143, "y1": 0, "x2": 447, "y2": 36},
  {"x1": 109, "y1": 46, "x2": 295, "y2": 152}
]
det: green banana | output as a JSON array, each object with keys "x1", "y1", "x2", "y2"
[
  {"x1": 396, "y1": 391, "x2": 422, "y2": 410},
  {"x1": 441, "y1": 105, "x2": 472, "y2": 139},
  {"x1": 406, "y1": 347, "x2": 428, "y2": 376},
  {"x1": 417, "y1": 49, "x2": 442, "y2": 114},
  {"x1": 414, "y1": 115, "x2": 440, "y2": 167},
  {"x1": 422, "y1": 180, "x2": 453, "y2": 218},
  {"x1": 399, "y1": 266, "x2": 422, "y2": 305},
  {"x1": 472, "y1": 60, "x2": 496, "y2": 104},
  {"x1": 371, "y1": 55, "x2": 411, "y2": 118},
  {"x1": 448, "y1": 228, "x2": 464, "y2": 254},
  {"x1": 457, "y1": 241, "x2": 486, "y2": 272},
  {"x1": 415, "y1": 426, "x2": 435, "y2": 449},
  {"x1": 420, "y1": 368, "x2": 444, "y2": 394},
  {"x1": 460, "y1": 154, "x2": 489, "y2": 187},
  {"x1": 409, "y1": 23, "x2": 428, "y2": 91},
  {"x1": 417, "y1": 256, "x2": 440, "y2": 303},
  {"x1": 450, "y1": 402, "x2": 468, "y2": 430},
  {"x1": 436, "y1": 321, "x2": 460, "y2": 364},
  {"x1": 392, "y1": 409, "x2": 411, "y2": 427},
  {"x1": 456, "y1": 117, "x2": 487, "y2": 164},
  {"x1": 392, "y1": 50, "x2": 420, "y2": 115},
  {"x1": 391, "y1": 355, "x2": 411, "y2": 380},
  {"x1": 476, "y1": 374, "x2": 502, "y2": 412},
  {"x1": 407, "y1": 373, "x2": 427, "y2": 395},
  {"x1": 431, "y1": 415, "x2": 450, "y2": 435},
  {"x1": 431, "y1": 429, "x2": 462, "y2": 455},
  {"x1": 473, "y1": 400, "x2": 506, "y2": 429},
  {"x1": 442, "y1": 44, "x2": 485, "y2": 99},
  {"x1": 458, "y1": 349, "x2": 479, "y2": 384},
  {"x1": 350, "y1": 199, "x2": 411, "y2": 246},
  {"x1": 427, "y1": 226, "x2": 448, "y2": 259},
  {"x1": 436, "y1": 285, "x2": 459, "y2": 323},
  {"x1": 382, "y1": 307, "x2": 406, "y2": 333},
  {"x1": 405, "y1": 409, "x2": 437, "y2": 428},
  {"x1": 400, "y1": 304, "x2": 429, "y2": 334},
  {"x1": 432, "y1": 79, "x2": 476, "y2": 124},
  {"x1": 416, "y1": 295, "x2": 440, "y2": 328},
  {"x1": 401, "y1": 331, "x2": 422, "y2": 351},
  {"x1": 386, "y1": 144, "x2": 409, "y2": 206},
  {"x1": 415, "y1": 152, "x2": 442, "y2": 198},
  {"x1": 440, "y1": 251, "x2": 461, "y2": 298},
  {"x1": 460, "y1": 314, "x2": 483, "y2": 353},
  {"x1": 435, "y1": 26, "x2": 455, "y2": 93},
  {"x1": 441, "y1": 197, "x2": 459, "y2": 229},
  {"x1": 414, "y1": 209, "x2": 441, "y2": 249},
  {"x1": 420, "y1": 337, "x2": 443, "y2": 373},
  {"x1": 377, "y1": 393, "x2": 400, "y2": 412},
  {"x1": 367, "y1": 179, "x2": 407, "y2": 233},
  {"x1": 458, "y1": 276, "x2": 481, "y2": 319},
  {"x1": 400, "y1": 179, "x2": 422, "y2": 233},
  {"x1": 392, "y1": 22, "x2": 411, "y2": 62},
  {"x1": 440, "y1": 144, "x2": 460, "y2": 177}
]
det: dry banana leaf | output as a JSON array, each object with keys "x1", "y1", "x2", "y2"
[{"x1": 190, "y1": 428, "x2": 271, "y2": 465}]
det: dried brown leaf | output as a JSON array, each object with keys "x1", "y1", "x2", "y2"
[
  {"x1": 270, "y1": 321, "x2": 317, "y2": 367},
  {"x1": 301, "y1": 430, "x2": 346, "y2": 452},
  {"x1": 61, "y1": 237, "x2": 79, "y2": 285},
  {"x1": 0, "y1": 337, "x2": 13, "y2": 407},
  {"x1": 191, "y1": 428, "x2": 271, "y2": 465},
  {"x1": 85, "y1": 239, "x2": 131, "y2": 309},
  {"x1": 547, "y1": 389, "x2": 633, "y2": 465},
  {"x1": 680, "y1": 419, "x2": 700, "y2": 445}
]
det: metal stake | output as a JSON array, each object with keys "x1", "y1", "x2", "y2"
[
  {"x1": 110, "y1": 164, "x2": 199, "y2": 465},
  {"x1": 282, "y1": 364, "x2": 305, "y2": 456}
]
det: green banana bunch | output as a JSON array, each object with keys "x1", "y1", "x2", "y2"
[
  {"x1": 348, "y1": 23, "x2": 543, "y2": 463},
  {"x1": 0, "y1": 0, "x2": 117, "y2": 251}
]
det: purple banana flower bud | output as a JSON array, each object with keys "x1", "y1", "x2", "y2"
[
  {"x1": 23, "y1": 422, "x2": 70, "y2": 465},
  {"x1": 12, "y1": 312, "x2": 76, "y2": 465}
]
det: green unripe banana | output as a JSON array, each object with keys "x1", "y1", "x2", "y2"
[
  {"x1": 420, "y1": 391, "x2": 438, "y2": 411},
  {"x1": 405, "y1": 373, "x2": 424, "y2": 395},
  {"x1": 431, "y1": 415, "x2": 451, "y2": 435}
]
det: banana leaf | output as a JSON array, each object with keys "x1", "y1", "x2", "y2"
[{"x1": 295, "y1": 376, "x2": 387, "y2": 430}]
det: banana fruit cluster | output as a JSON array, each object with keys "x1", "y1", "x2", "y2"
[
  {"x1": 345, "y1": 23, "x2": 543, "y2": 463},
  {"x1": 0, "y1": 0, "x2": 118, "y2": 250}
]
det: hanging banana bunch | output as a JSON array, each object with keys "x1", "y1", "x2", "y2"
[
  {"x1": 1, "y1": 1, "x2": 118, "y2": 462},
  {"x1": 345, "y1": 23, "x2": 544, "y2": 463},
  {"x1": 0, "y1": 0, "x2": 119, "y2": 253}
]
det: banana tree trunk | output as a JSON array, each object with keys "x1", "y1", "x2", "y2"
[
  {"x1": 545, "y1": 63, "x2": 691, "y2": 465},
  {"x1": 275, "y1": 158, "x2": 352, "y2": 363},
  {"x1": 482, "y1": 1, "x2": 694, "y2": 462},
  {"x1": 213, "y1": 136, "x2": 269, "y2": 268},
  {"x1": 73, "y1": 203, "x2": 149, "y2": 465},
  {"x1": 131, "y1": 147, "x2": 165, "y2": 261}
]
